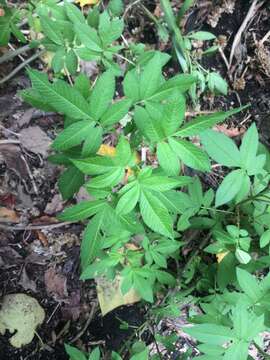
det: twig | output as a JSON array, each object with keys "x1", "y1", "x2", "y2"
[
  {"x1": 0, "y1": 139, "x2": 21, "y2": 145},
  {"x1": 70, "y1": 301, "x2": 98, "y2": 343},
  {"x1": 0, "y1": 44, "x2": 30, "y2": 64},
  {"x1": 0, "y1": 50, "x2": 45, "y2": 85},
  {"x1": 0, "y1": 124, "x2": 20, "y2": 137},
  {"x1": 229, "y1": 0, "x2": 264, "y2": 67},
  {"x1": 260, "y1": 30, "x2": 270, "y2": 45},
  {"x1": 8, "y1": 43, "x2": 25, "y2": 62},
  {"x1": 123, "y1": 0, "x2": 142, "y2": 18},
  {"x1": 0, "y1": 221, "x2": 73, "y2": 231},
  {"x1": 20, "y1": 153, "x2": 39, "y2": 195}
]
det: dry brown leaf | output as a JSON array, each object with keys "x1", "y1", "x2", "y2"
[
  {"x1": 19, "y1": 126, "x2": 51, "y2": 157},
  {"x1": 19, "y1": 267, "x2": 37, "y2": 292},
  {"x1": 216, "y1": 251, "x2": 229, "y2": 263},
  {"x1": 0, "y1": 8, "x2": 5, "y2": 17},
  {"x1": 214, "y1": 124, "x2": 245, "y2": 138},
  {"x1": 44, "y1": 267, "x2": 68, "y2": 299},
  {"x1": 0, "y1": 207, "x2": 20, "y2": 223}
]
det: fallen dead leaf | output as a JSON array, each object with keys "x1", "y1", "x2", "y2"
[
  {"x1": 214, "y1": 124, "x2": 245, "y2": 138},
  {"x1": 36, "y1": 230, "x2": 49, "y2": 247},
  {"x1": 0, "y1": 8, "x2": 5, "y2": 16},
  {"x1": 44, "y1": 267, "x2": 68, "y2": 299},
  {"x1": 0, "y1": 144, "x2": 29, "y2": 180},
  {"x1": 19, "y1": 126, "x2": 51, "y2": 157},
  {"x1": 61, "y1": 290, "x2": 81, "y2": 321},
  {"x1": 44, "y1": 194, "x2": 63, "y2": 215},
  {"x1": 0, "y1": 207, "x2": 20, "y2": 223},
  {"x1": 19, "y1": 267, "x2": 37, "y2": 292},
  {"x1": 97, "y1": 275, "x2": 140, "y2": 316},
  {"x1": 0, "y1": 193, "x2": 16, "y2": 209}
]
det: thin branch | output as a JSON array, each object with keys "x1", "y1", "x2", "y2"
[
  {"x1": 0, "y1": 50, "x2": 45, "y2": 85},
  {"x1": 0, "y1": 221, "x2": 73, "y2": 231},
  {"x1": 0, "y1": 44, "x2": 30, "y2": 64}
]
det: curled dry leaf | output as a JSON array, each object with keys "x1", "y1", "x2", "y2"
[
  {"x1": 0, "y1": 293, "x2": 45, "y2": 348},
  {"x1": 0, "y1": 207, "x2": 20, "y2": 223},
  {"x1": 214, "y1": 124, "x2": 245, "y2": 138}
]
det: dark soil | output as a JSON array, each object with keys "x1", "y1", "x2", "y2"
[{"x1": 1, "y1": 1, "x2": 270, "y2": 359}]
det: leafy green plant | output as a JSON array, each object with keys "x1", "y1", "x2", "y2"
[
  {"x1": 0, "y1": 1, "x2": 26, "y2": 46},
  {"x1": 12, "y1": 1, "x2": 270, "y2": 359},
  {"x1": 159, "y1": 0, "x2": 228, "y2": 103}
]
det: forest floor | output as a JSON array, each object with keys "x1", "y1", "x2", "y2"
[{"x1": 0, "y1": 0, "x2": 270, "y2": 359}]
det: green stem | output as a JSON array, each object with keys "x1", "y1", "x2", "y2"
[
  {"x1": 160, "y1": 0, "x2": 188, "y2": 72},
  {"x1": 177, "y1": 0, "x2": 194, "y2": 23}
]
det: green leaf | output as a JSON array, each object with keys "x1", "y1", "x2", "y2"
[
  {"x1": 74, "y1": 22, "x2": 102, "y2": 52},
  {"x1": 215, "y1": 169, "x2": 244, "y2": 207},
  {"x1": 116, "y1": 183, "x2": 140, "y2": 215},
  {"x1": 51, "y1": 48, "x2": 65, "y2": 73},
  {"x1": 157, "y1": 142, "x2": 180, "y2": 176},
  {"x1": 72, "y1": 156, "x2": 115, "y2": 175},
  {"x1": 82, "y1": 126, "x2": 103, "y2": 156},
  {"x1": 28, "y1": 70, "x2": 92, "y2": 120},
  {"x1": 64, "y1": 344, "x2": 87, "y2": 360},
  {"x1": 100, "y1": 98, "x2": 132, "y2": 127},
  {"x1": 140, "y1": 175, "x2": 191, "y2": 192},
  {"x1": 208, "y1": 72, "x2": 228, "y2": 95},
  {"x1": 169, "y1": 137, "x2": 210, "y2": 171},
  {"x1": 240, "y1": 123, "x2": 259, "y2": 173},
  {"x1": 40, "y1": 17, "x2": 63, "y2": 45},
  {"x1": 65, "y1": 2, "x2": 85, "y2": 24},
  {"x1": 162, "y1": 95, "x2": 186, "y2": 136},
  {"x1": 89, "y1": 347, "x2": 101, "y2": 360},
  {"x1": 98, "y1": 12, "x2": 124, "y2": 45},
  {"x1": 89, "y1": 71, "x2": 115, "y2": 121},
  {"x1": 200, "y1": 130, "x2": 241, "y2": 167},
  {"x1": 235, "y1": 249, "x2": 251, "y2": 264},
  {"x1": 260, "y1": 229, "x2": 270, "y2": 248},
  {"x1": 134, "y1": 105, "x2": 164, "y2": 143},
  {"x1": 123, "y1": 69, "x2": 140, "y2": 102},
  {"x1": 189, "y1": 31, "x2": 216, "y2": 41},
  {"x1": 140, "y1": 53, "x2": 163, "y2": 99},
  {"x1": 175, "y1": 107, "x2": 246, "y2": 137},
  {"x1": 133, "y1": 274, "x2": 154, "y2": 302},
  {"x1": 184, "y1": 324, "x2": 233, "y2": 345},
  {"x1": 81, "y1": 211, "x2": 104, "y2": 269},
  {"x1": 140, "y1": 190, "x2": 173, "y2": 238},
  {"x1": 66, "y1": 49, "x2": 78, "y2": 75},
  {"x1": 149, "y1": 74, "x2": 196, "y2": 101},
  {"x1": 58, "y1": 200, "x2": 106, "y2": 221},
  {"x1": 108, "y1": 0, "x2": 124, "y2": 16},
  {"x1": 58, "y1": 166, "x2": 84, "y2": 200},
  {"x1": 87, "y1": 168, "x2": 124, "y2": 189},
  {"x1": 52, "y1": 120, "x2": 92, "y2": 151},
  {"x1": 74, "y1": 73, "x2": 90, "y2": 99},
  {"x1": 236, "y1": 268, "x2": 262, "y2": 302}
]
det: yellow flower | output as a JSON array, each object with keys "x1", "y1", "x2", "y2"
[{"x1": 75, "y1": 0, "x2": 99, "y2": 7}]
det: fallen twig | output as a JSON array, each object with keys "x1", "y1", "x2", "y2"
[
  {"x1": 229, "y1": 0, "x2": 264, "y2": 67},
  {"x1": 70, "y1": 301, "x2": 98, "y2": 343},
  {"x1": 0, "y1": 221, "x2": 73, "y2": 231},
  {"x1": 0, "y1": 50, "x2": 45, "y2": 85}
]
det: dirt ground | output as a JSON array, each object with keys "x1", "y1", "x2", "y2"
[{"x1": 1, "y1": 0, "x2": 270, "y2": 359}]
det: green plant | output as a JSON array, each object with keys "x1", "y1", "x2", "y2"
[
  {"x1": 14, "y1": 1, "x2": 270, "y2": 359},
  {"x1": 159, "y1": 0, "x2": 228, "y2": 103},
  {"x1": 0, "y1": 0, "x2": 27, "y2": 45}
]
